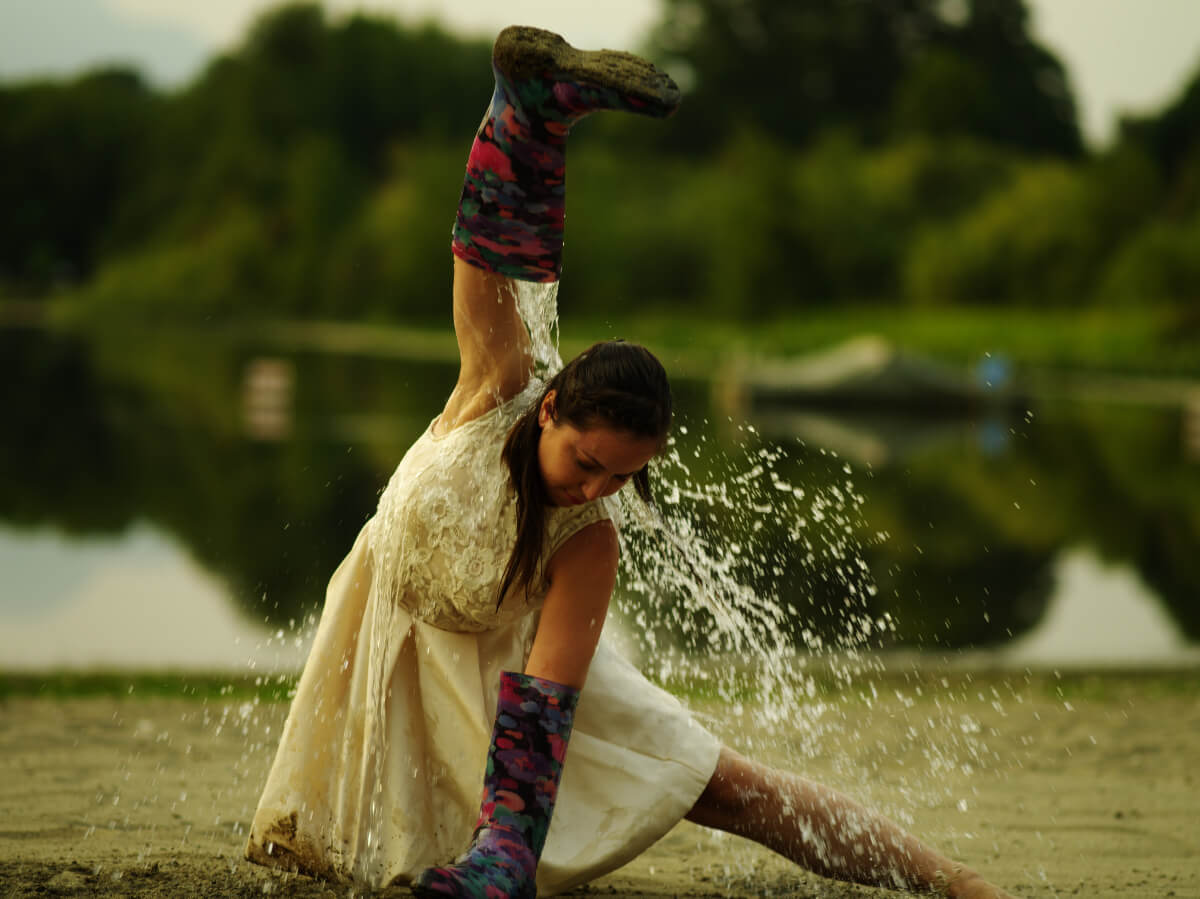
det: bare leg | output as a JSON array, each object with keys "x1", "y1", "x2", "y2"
[
  {"x1": 686, "y1": 747, "x2": 1015, "y2": 898},
  {"x1": 438, "y1": 257, "x2": 531, "y2": 431},
  {"x1": 442, "y1": 24, "x2": 680, "y2": 426}
]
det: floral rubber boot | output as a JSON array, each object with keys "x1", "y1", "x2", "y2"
[
  {"x1": 452, "y1": 25, "x2": 681, "y2": 282},
  {"x1": 411, "y1": 671, "x2": 580, "y2": 899}
]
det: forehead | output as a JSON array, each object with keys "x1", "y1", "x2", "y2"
[{"x1": 568, "y1": 422, "x2": 660, "y2": 470}]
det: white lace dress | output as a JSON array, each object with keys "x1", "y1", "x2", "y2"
[{"x1": 245, "y1": 381, "x2": 720, "y2": 895}]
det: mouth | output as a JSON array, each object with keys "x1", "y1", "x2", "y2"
[{"x1": 562, "y1": 491, "x2": 586, "y2": 505}]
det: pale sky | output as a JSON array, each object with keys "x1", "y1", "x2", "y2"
[{"x1": 2, "y1": 0, "x2": 1199, "y2": 147}]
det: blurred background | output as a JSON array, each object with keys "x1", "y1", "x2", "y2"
[{"x1": 2, "y1": 0, "x2": 1199, "y2": 675}]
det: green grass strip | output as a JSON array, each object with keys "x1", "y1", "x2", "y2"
[{"x1": 0, "y1": 670, "x2": 298, "y2": 702}]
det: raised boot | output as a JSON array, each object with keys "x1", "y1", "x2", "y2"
[{"x1": 452, "y1": 25, "x2": 681, "y2": 282}]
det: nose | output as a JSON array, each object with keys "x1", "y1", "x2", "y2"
[{"x1": 581, "y1": 475, "x2": 610, "y2": 501}]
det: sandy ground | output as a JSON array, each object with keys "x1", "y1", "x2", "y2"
[{"x1": 1, "y1": 668, "x2": 1197, "y2": 899}]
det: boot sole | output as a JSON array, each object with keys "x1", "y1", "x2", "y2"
[
  {"x1": 411, "y1": 879, "x2": 535, "y2": 899},
  {"x1": 493, "y1": 25, "x2": 681, "y2": 118}
]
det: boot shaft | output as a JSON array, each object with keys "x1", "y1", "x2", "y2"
[
  {"x1": 451, "y1": 25, "x2": 681, "y2": 283},
  {"x1": 476, "y1": 671, "x2": 580, "y2": 859}
]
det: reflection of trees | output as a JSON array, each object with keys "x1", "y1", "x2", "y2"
[
  {"x1": 794, "y1": 404, "x2": 1199, "y2": 648},
  {"x1": 1, "y1": 330, "x2": 450, "y2": 626},
  {"x1": 0, "y1": 331, "x2": 138, "y2": 532},
  {"x1": 1065, "y1": 405, "x2": 1200, "y2": 640},
  {"x1": 637, "y1": 398, "x2": 1200, "y2": 652},
  {"x1": 857, "y1": 476, "x2": 1055, "y2": 649},
  {"x1": 5, "y1": 330, "x2": 1197, "y2": 646},
  {"x1": 741, "y1": 435, "x2": 1055, "y2": 650}
]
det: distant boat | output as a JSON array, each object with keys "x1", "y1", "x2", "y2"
[{"x1": 717, "y1": 335, "x2": 1025, "y2": 417}]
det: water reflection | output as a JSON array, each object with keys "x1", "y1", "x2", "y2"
[
  {"x1": 0, "y1": 523, "x2": 310, "y2": 671},
  {"x1": 2, "y1": 326, "x2": 1198, "y2": 669},
  {"x1": 751, "y1": 409, "x2": 999, "y2": 468},
  {"x1": 242, "y1": 357, "x2": 295, "y2": 441},
  {"x1": 1003, "y1": 546, "x2": 1200, "y2": 667},
  {"x1": 1186, "y1": 389, "x2": 1200, "y2": 461}
]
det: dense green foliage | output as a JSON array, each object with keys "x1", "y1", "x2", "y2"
[
  {"x1": 1, "y1": 0, "x2": 1198, "y2": 325},
  {"x1": 646, "y1": 0, "x2": 1081, "y2": 156},
  {"x1": 0, "y1": 670, "x2": 297, "y2": 702}
]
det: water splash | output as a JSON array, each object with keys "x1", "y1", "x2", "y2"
[
  {"x1": 613, "y1": 416, "x2": 901, "y2": 791},
  {"x1": 512, "y1": 281, "x2": 994, "y2": 885},
  {"x1": 506, "y1": 279, "x2": 886, "y2": 690}
]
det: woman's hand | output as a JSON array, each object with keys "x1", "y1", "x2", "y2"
[{"x1": 945, "y1": 868, "x2": 1018, "y2": 899}]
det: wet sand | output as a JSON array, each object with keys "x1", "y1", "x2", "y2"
[{"x1": 1, "y1": 669, "x2": 1196, "y2": 898}]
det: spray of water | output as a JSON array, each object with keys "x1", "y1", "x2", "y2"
[
  {"x1": 511, "y1": 281, "x2": 998, "y2": 886},
  {"x1": 509, "y1": 281, "x2": 886, "y2": 710}
]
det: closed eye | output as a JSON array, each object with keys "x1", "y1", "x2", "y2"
[{"x1": 576, "y1": 451, "x2": 639, "y2": 480}]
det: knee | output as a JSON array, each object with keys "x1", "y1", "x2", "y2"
[{"x1": 688, "y1": 745, "x2": 771, "y2": 821}]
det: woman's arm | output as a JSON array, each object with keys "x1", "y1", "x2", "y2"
[
  {"x1": 524, "y1": 520, "x2": 619, "y2": 688},
  {"x1": 437, "y1": 257, "x2": 534, "y2": 433}
]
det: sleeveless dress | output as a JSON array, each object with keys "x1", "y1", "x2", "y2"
[{"x1": 245, "y1": 381, "x2": 721, "y2": 896}]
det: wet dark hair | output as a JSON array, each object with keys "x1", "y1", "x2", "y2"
[{"x1": 498, "y1": 340, "x2": 672, "y2": 606}]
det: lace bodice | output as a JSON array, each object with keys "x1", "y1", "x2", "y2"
[{"x1": 365, "y1": 382, "x2": 615, "y2": 632}]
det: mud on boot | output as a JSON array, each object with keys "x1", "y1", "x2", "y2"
[
  {"x1": 452, "y1": 25, "x2": 681, "y2": 281},
  {"x1": 492, "y1": 25, "x2": 680, "y2": 121}
]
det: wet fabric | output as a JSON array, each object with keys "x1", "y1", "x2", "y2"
[{"x1": 244, "y1": 384, "x2": 721, "y2": 896}]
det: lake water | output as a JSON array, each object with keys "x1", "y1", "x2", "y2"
[{"x1": 2, "y1": 326, "x2": 1198, "y2": 672}]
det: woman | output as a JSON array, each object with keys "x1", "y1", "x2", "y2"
[{"x1": 246, "y1": 25, "x2": 1015, "y2": 899}]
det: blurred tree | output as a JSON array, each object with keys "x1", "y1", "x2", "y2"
[
  {"x1": 321, "y1": 142, "x2": 465, "y2": 322},
  {"x1": 687, "y1": 131, "x2": 802, "y2": 315},
  {"x1": 112, "y1": 4, "x2": 487, "y2": 248},
  {"x1": 0, "y1": 67, "x2": 154, "y2": 292},
  {"x1": 563, "y1": 145, "x2": 708, "y2": 311},
  {"x1": 891, "y1": 50, "x2": 994, "y2": 139},
  {"x1": 649, "y1": 0, "x2": 944, "y2": 150},
  {"x1": 189, "y1": 4, "x2": 487, "y2": 162},
  {"x1": 277, "y1": 135, "x2": 364, "y2": 314},
  {"x1": 930, "y1": 0, "x2": 1081, "y2": 155},
  {"x1": 788, "y1": 133, "x2": 1015, "y2": 302},
  {"x1": 45, "y1": 3, "x2": 493, "y2": 321},
  {"x1": 8, "y1": 0, "x2": 1197, "y2": 322},
  {"x1": 1120, "y1": 59, "x2": 1200, "y2": 205},
  {"x1": 648, "y1": 0, "x2": 1081, "y2": 157},
  {"x1": 904, "y1": 145, "x2": 1158, "y2": 304},
  {"x1": 1098, "y1": 214, "x2": 1200, "y2": 307},
  {"x1": 1105, "y1": 63, "x2": 1200, "y2": 329},
  {"x1": 68, "y1": 203, "x2": 272, "y2": 323}
]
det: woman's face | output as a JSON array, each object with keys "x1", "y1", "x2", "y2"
[{"x1": 536, "y1": 390, "x2": 660, "y2": 507}]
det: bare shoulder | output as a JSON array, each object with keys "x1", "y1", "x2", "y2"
[
  {"x1": 436, "y1": 378, "x2": 528, "y2": 435},
  {"x1": 547, "y1": 519, "x2": 619, "y2": 585}
]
